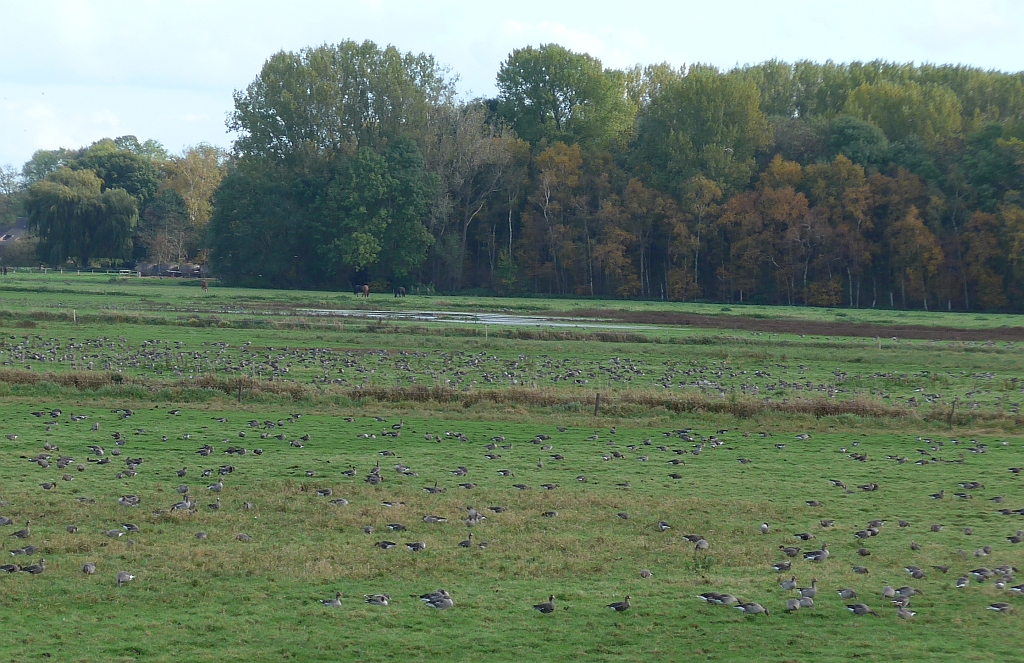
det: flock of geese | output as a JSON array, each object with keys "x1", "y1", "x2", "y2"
[{"x1": 2, "y1": 406, "x2": 1022, "y2": 622}]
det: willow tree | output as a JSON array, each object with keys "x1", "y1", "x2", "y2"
[{"x1": 25, "y1": 167, "x2": 138, "y2": 267}]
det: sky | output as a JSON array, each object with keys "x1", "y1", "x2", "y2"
[{"x1": 2, "y1": 0, "x2": 1023, "y2": 169}]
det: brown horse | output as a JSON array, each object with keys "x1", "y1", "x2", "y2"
[
  {"x1": 360, "y1": 284, "x2": 370, "y2": 298},
  {"x1": 201, "y1": 279, "x2": 209, "y2": 293}
]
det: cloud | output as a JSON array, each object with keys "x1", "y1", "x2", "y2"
[{"x1": 1, "y1": 0, "x2": 1023, "y2": 165}]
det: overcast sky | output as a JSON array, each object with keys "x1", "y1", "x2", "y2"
[{"x1": 2, "y1": 0, "x2": 1023, "y2": 169}]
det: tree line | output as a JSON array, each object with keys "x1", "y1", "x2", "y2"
[
  {"x1": 4, "y1": 40, "x2": 1024, "y2": 310},
  {"x1": 2, "y1": 136, "x2": 227, "y2": 269}
]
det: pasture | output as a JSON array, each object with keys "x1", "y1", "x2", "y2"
[{"x1": 0, "y1": 273, "x2": 1022, "y2": 662}]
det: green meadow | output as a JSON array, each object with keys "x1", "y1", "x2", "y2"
[{"x1": 0, "y1": 273, "x2": 1022, "y2": 662}]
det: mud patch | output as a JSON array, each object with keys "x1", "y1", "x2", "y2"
[{"x1": 561, "y1": 309, "x2": 1024, "y2": 342}]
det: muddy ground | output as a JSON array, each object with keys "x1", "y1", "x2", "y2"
[{"x1": 563, "y1": 309, "x2": 1024, "y2": 342}]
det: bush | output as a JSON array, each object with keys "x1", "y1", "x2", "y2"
[{"x1": 1, "y1": 236, "x2": 40, "y2": 267}]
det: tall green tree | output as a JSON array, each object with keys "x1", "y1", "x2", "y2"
[
  {"x1": 75, "y1": 139, "x2": 161, "y2": 209},
  {"x1": 633, "y1": 65, "x2": 772, "y2": 192},
  {"x1": 496, "y1": 44, "x2": 634, "y2": 147},
  {"x1": 211, "y1": 40, "x2": 451, "y2": 287},
  {"x1": 229, "y1": 40, "x2": 454, "y2": 164},
  {"x1": 25, "y1": 167, "x2": 138, "y2": 267}
]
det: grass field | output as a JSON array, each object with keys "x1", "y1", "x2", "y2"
[{"x1": 0, "y1": 273, "x2": 1022, "y2": 662}]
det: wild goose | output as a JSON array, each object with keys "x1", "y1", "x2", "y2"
[
  {"x1": 11, "y1": 521, "x2": 30, "y2": 539},
  {"x1": 421, "y1": 590, "x2": 454, "y2": 610},
  {"x1": 955, "y1": 576, "x2": 969, "y2": 588},
  {"x1": 759, "y1": 523, "x2": 770, "y2": 534},
  {"x1": 987, "y1": 603, "x2": 1012, "y2": 613},
  {"x1": 697, "y1": 592, "x2": 737, "y2": 606},
  {"x1": 364, "y1": 594, "x2": 389, "y2": 606},
  {"x1": 533, "y1": 595, "x2": 555, "y2": 613},
  {"x1": 779, "y1": 546, "x2": 801, "y2": 558},
  {"x1": 896, "y1": 606, "x2": 916, "y2": 619},
  {"x1": 882, "y1": 586, "x2": 896, "y2": 598},
  {"x1": 837, "y1": 588, "x2": 858, "y2": 599},
  {"x1": 176, "y1": 468, "x2": 187, "y2": 477},
  {"x1": 316, "y1": 489, "x2": 332, "y2": 497},
  {"x1": 793, "y1": 532, "x2": 815, "y2": 541},
  {"x1": 206, "y1": 479, "x2": 224, "y2": 493},
  {"x1": 772, "y1": 561, "x2": 792, "y2": 572},
  {"x1": 803, "y1": 544, "x2": 829, "y2": 562},
  {"x1": 22, "y1": 559, "x2": 46, "y2": 575},
  {"x1": 928, "y1": 490, "x2": 945, "y2": 499},
  {"x1": 422, "y1": 515, "x2": 446, "y2": 524},
  {"x1": 195, "y1": 532, "x2": 208, "y2": 539},
  {"x1": 0, "y1": 517, "x2": 11, "y2": 526},
  {"x1": 658, "y1": 521, "x2": 671, "y2": 531},
  {"x1": 891, "y1": 595, "x2": 911, "y2": 608},
  {"x1": 104, "y1": 529, "x2": 124, "y2": 538},
  {"x1": 426, "y1": 595, "x2": 454, "y2": 610},
  {"x1": 785, "y1": 598, "x2": 801, "y2": 612},
  {"x1": 320, "y1": 592, "x2": 342, "y2": 607},
  {"x1": 458, "y1": 533, "x2": 474, "y2": 548},
  {"x1": 640, "y1": 569, "x2": 652, "y2": 579},
  {"x1": 735, "y1": 602, "x2": 768, "y2": 616},
  {"x1": 0, "y1": 563, "x2": 21, "y2": 573},
  {"x1": 66, "y1": 525, "x2": 78, "y2": 534},
  {"x1": 375, "y1": 541, "x2": 397, "y2": 549},
  {"x1": 236, "y1": 533, "x2": 252, "y2": 542},
  {"x1": 910, "y1": 540, "x2": 922, "y2": 550},
  {"x1": 799, "y1": 579, "x2": 818, "y2": 598},
  {"x1": 846, "y1": 603, "x2": 877, "y2": 616},
  {"x1": 607, "y1": 596, "x2": 631, "y2": 612},
  {"x1": 694, "y1": 539, "x2": 709, "y2": 551},
  {"x1": 405, "y1": 541, "x2": 426, "y2": 552},
  {"x1": 780, "y1": 576, "x2": 797, "y2": 591}
]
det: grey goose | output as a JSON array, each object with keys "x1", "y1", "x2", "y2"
[{"x1": 533, "y1": 595, "x2": 555, "y2": 613}]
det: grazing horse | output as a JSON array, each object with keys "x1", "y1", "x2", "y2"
[
  {"x1": 394, "y1": 286, "x2": 406, "y2": 298},
  {"x1": 357, "y1": 284, "x2": 369, "y2": 298},
  {"x1": 201, "y1": 279, "x2": 209, "y2": 293}
]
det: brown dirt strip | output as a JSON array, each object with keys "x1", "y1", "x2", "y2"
[{"x1": 561, "y1": 309, "x2": 1024, "y2": 342}]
